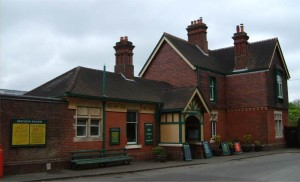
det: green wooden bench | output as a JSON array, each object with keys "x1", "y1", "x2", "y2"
[{"x1": 71, "y1": 148, "x2": 134, "y2": 169}]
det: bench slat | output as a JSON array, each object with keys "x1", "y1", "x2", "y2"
[
  {"x1": 70, "y1": 148, "x2": 133, "y2": 169},
  {"x1": 72, "y1": 156, "x2": 133, "y2": 165}
]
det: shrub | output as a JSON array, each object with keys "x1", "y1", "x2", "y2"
[
  {"x1": 152, "y1": 146, "x2": 166, "y2": 155},
  {"x1": 243, "y1": 134, "x2": 252, "y2": 145}
]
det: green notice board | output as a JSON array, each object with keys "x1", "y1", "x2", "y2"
[
  {"x1": 183, "y1": 144, "x2": 192, "y2": 161},
  {"x1": 202, "y1": 141, "x2": 212, "y2": 159},
  {"x1": 110, "y1": 128, "x2": 120, "y2": 145},
  {"x1": 144, "y1": 123, "x2": 153, "y2": 145}
]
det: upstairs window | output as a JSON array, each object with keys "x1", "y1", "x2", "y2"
[
  {"x1": 209, "y1": 76, "x2": 217, "y2": 102},
  {"x1": 276, "y1": 74, "x2": 283, "y2": 99}
]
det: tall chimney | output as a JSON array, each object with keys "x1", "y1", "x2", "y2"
[
  {"x1": 232, "y1": 24, "x2": 249, "y2": 70},
  {"x1": 186, "y1": 17, "x2": 208, "y2": 54},
  {"x1": 114, "y1": 36, "x2": 135, "y2": 80}
]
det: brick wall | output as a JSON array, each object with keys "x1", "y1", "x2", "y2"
[
  {"x1": 226, "y1": 108, "x2": 268, "y2": 143},
  {"x1": 105, "y1": 111, "x2": 156, "y2": 160},
  {"x1": 0, "y1": 95, "x2": 75, "y2": 175},
  {"x1": 142, "y1": 42, "x2": 197, "y2": 87},
  {"x1": 226, "y1": 72, "x2": 268, "y2": 109},
  {"x1": 199, "y1": 71, "x2": 226, "y2": 109}
]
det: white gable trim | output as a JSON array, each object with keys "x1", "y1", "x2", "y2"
[
  {"x1": 165, "y1": 38, "x2": 196, "y2": 70},
  {"x1": 268, "y1": 42, "x2": 290, "y2": 79},
  {"x1": 183, "y1": 89, "x2": 210, "y2": 114},
  {"x1": 139, "y1": 35, "x2": 196, "y2": 77}
]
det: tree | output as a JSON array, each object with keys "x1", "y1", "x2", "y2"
[{"x1": 289, "y1": 99, "x2": 300, "y2": 125}]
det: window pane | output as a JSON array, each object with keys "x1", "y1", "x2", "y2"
[
  {"x1": 127, "y1": 111, "x2": 136, "y2": 123},
  {"x1": 77, "y1": 119, "x2": 87, "y2": 136},
  {"x1": 126, "y1": 111, "x2": 137, "y2": 143},
  {"x1": 127, "y1": 123, "x2": 136, "y2": 143},
  {"x1": 90, "y1": 119, "x2": 100, "y2": 136},
  {"x1": 277, "y1": 74, "x2": 283, "y2": 98}
]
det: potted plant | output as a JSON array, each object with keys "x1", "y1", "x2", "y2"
[
  {"x1": 152, "y1": 146, "x2": 167, "y2": 162},
  {"x1": 254, "y1": 141, "x2": 263, "y2": 152},
  {"x1": 228, "y1": 140, "x2": 235, "y2": 155},
  {"x1": 210, "y1": 135, "x2": 223, "y2": 156},
  {"x1": 242, "y1": 134, "x2": 253, "y2": 152}
]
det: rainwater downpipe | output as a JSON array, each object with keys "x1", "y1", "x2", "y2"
[
  {"x1": 197, "y1": 66, "x2": 200, "y2": 86},
  {"x1": 102, "y1": 65, "x2": 107, "y2": 150}
]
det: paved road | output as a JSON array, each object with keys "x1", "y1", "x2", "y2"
[{"x1": 58, "y1": 153, "x2": 300, "y2": 181}]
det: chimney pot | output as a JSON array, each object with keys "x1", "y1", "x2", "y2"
[
  {"x1": 114, "y1": 36, "x2": 135, "y2": 80},
  {"x1": 186, "y1": 17, "x2": 208, "y2": 54},
  {"x1": 236, "y1": 25, "x2": 240, "y2": 33},
  {"x1": 240, "y1": 24, "x2": 244, "y2": 32}
]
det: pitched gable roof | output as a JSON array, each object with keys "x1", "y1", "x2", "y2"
[
  {"x1": 26, "y1": 66, "x2": 173, "y2": 103},
  {"x1": 139, "y1": 33, "x2": 289, "y2": 76},
  {"x1": 160, "y1": 86, "x2": 210, "y2": 113}
]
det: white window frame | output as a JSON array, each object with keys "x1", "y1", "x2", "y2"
[
  {"x1": 210, "y1": 111, "x2": 218, "y2": 137},
  {"x1": 277, "y1": 74, "x2": 283, "y2": 99},
  {"x1": 211, "y1": 121, "x2": 217, "y2": 137},
  {"x1": 76, "y1": 107, "x2": 101, "y2": 138},
  {"x1": 76, "y1": 118, "x2": 88, "y2": 137},
  {"x1": 90, "y1": 119, "x2": 101, "y2": 137},
  {"x1": 210, "y1": 77, "x2": 217, "y2": 101},
  {"x1": 127, "y1": 110, "x2": 138, "y2": 145},
  {"x1": 274, "y1": 111, "x2": 283, "y2": 138}
]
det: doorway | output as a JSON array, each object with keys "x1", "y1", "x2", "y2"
[{"x1": 185, "y1": 115, "x2": 200, "y2": 142}]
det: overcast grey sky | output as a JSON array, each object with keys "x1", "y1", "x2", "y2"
[{"x1": 1, "y1": 0, "x2": 299, "y2": 101}]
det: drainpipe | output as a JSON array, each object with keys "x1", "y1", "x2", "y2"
[
  {"x1": 197, "y1": 66, "x2": 200, "y2": 87},
  {"x1": 102, "y1": 65, "x2": 107, "y2": 150},
  {"x1": 155, "y1": 103, "x2": 161, "y2": 145}
]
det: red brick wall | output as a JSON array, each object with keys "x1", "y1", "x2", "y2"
[
  {"x1": 226, "y1": 108, "x2": 268, "y2": 143},
  {"x1": 142, "y1": 42, "x2": 197, "y2": 87},
  {"x1": 226, "y1": 72, "x2": 268, "y2": 109},
  {"x1": 106, "y1": 111, "x2": 127, "y2": 147},
  {"x1": 105, "y1": 111, "x2": 156, "y2": 160},
  {"x1": 1, "y1": 96, "x2": 159, "y2": 175},
  {"x1": 199, "y1": 71, "x2": 226, "y2": 109},
  {"x1": 0, "y1": 95, "x2": 75, "y2": 175}
]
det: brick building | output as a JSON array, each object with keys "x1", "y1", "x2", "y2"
[{"x1": 0, "y1": 18, "x2": 290, "y2": 175}]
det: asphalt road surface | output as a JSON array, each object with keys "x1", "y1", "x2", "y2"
[{"x1": 59, "y1": 153, "x2": 300, "y2": 181}]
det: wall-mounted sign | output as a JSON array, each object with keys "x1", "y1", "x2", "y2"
[
  {"x1": 202, "y1": 141, "x2": 212, "y2": 159},
  {"x1": 221, "y1": 142, "x2": 230, "y2": 156},
  {"x1": 110, "y1": 128, "x2": 120, "y2": 145},
  {"x1": 11, "y1": 119, "x2": 47, "y2": 147},
  {"x1": 144, "y1": 123, "x2": 153, "y2": 145}
]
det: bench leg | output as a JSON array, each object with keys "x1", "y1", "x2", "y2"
[
  {"x1": 124, "y1": 159, "x2": 131, "y2": 165},
  {"x1": 71, "y1": 162, "x2": 77, "y2": 170}
]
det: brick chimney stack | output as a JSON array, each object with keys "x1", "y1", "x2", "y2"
[
  {"x1": 114, "y1": 36, "x2": 135, "y2": 80},
  {"x1": 232, "y1": 24, "x2": 249, "y2": 70},
  {"x1": 186, "y1": 17, "x2": 208, "y2": 54}
]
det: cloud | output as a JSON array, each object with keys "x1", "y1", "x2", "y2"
[{"x1": 1, "y1": 0, "x2": 300, "y2": 101}]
